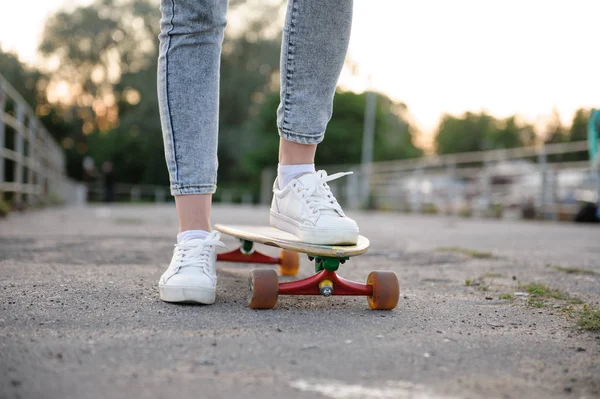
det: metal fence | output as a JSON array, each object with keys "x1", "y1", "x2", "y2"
[
  {"x1": 85, "y1": 181, "x2": 257, "y2": 205},
  {"x1": 0, "y1": 74, "x2": 85, "y2": 209},
  {"x1": 86, "y1": 182, "x2": 168, "y2": 204},
  {"x1": 51, "y1": 138, "x2": 600, "y2": 223},
  {"x1": 317, "y1": 140, "x2": 599, "y2": 221}
]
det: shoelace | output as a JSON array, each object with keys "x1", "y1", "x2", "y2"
[
  {"x1": 173, "y1": 231, "x2": 225, "y2": 275},
  {"x1": 294, "y1": 170, "x2": 353, "y2": 216}
]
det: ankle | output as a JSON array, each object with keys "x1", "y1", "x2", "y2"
[
  {"x1": 177, "y1": 229, "x2": 210, "y2": 243},
  {"x1": 175, "y1": 194, "x2": 212, "y2": 233},
  {"x1": 278, "y1": 138, "x2": 316, "y2": 165},
  {"x1": 277, "y1": 163, "x2": 315, "y2": 189}
]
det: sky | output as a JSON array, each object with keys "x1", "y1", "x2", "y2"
[{"x1": 2, "y1": 0, "x2": 599, "y2": 147}]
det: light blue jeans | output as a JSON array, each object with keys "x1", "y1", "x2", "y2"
[{"x1": 157, "y1": 0, "x2": 353, "y2": 195}]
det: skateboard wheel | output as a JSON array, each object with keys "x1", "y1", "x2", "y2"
[
  {"x1": 249, "y1": 269, "x2": 279, "y2": 309},
  {"x1": 366, "y1": 271, "x2": 399, "y2": 310},
  {"x1": 279, "y1": 249, "x2": 299, "y2": 276}
]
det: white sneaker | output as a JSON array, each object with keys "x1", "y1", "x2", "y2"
[
  {"x1": 158, "y1": 231, "x2": 225, "y2": 304},
  {"x1": 270, "y1": 170, "x2": 359, "y2": 245}
]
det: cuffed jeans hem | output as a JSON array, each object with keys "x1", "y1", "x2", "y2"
[
  {"x1": 170, "y1": 184, "x2": 217, "y2": 196},
  {"x1": 278, "y1": 127, "x2": 324, "y2": 145}
]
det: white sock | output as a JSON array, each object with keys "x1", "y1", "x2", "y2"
[
  {"x1": 177, "y1": 229, "x2": 210, "y2": 243},
  {"x1": 277, "y1": 163, "x2": 315, "y2": 189}
]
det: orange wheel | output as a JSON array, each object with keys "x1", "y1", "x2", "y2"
[
  {"x1": 366, "y1": 271, "x2": 400, "y2": 310},
  {"x1": 248, "y1": 269, "x2": 279, "y2": 309},
  {"x1": 279, "y1": 249, "x2": 300, "y2": 276}
]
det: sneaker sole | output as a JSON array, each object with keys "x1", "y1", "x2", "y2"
[
  {"x1": 159, "y1": 284, "x2": 216, "y2": 304},
  {"x1": 270, "y1": 211, "x2": 359, "y2": 245}
]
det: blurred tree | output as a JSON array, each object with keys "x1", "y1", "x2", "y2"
[
  {"x1": 544, "y1": 110, "x2": 569, "y2": 162},
  {"x1": 0, "y1": 48, "x2": 86, "y2": 179},
  {"x1": 560, "y1": 108, "x2": 591, "y2": 162},
  {"x1": 435, "y1": 112, "x2": 536, "y2": 154},
  {"x1": 36, "y1": 0, "x2": 162, "y2": 183},
  {"x1": 0, "y1": 49, "x2": 43, "y2": 109},
  {"x1": 492, "y1": 116, "x2": 536, "y2": 149},
  {"x1": 105, "y1": 61, "x2": 168, "y2": 185},
  {"x1": 544, "y1": 109, "x2": 568, "y2": 145},
  {"x1": 39, "y1": 0, "x2": 158, "y2": 96},
  {"x1": 436, "y1": 112, "x2": 496, "y2": 154},
  {"x1": 540, "y1": 109, "x2": 593, "y2": 162},
  {"x1": 216, "y1": 19, "x2": 281, "y2": 185},
  {"x1": 38, "y1": 0, "x2": 284, "y2": 189},
  {"x1": 569, "y1": 108, "x2": 591, "y2": 142}
]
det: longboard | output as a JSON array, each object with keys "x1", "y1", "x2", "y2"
[
  {"x1": 215, "y1": 224, "x2": 399, "y2": 311},
  {"x1": 214, "y1": 224, "x2": 370, "y2": 257}
]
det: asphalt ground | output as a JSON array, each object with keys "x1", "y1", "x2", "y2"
[{"x1": 1, "y1": 204, "x2": 599, "y2": 399}]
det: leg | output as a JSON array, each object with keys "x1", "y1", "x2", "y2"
[
  {"x1": 157, "y1": 0, "x2": 228, "y2": 304},
  {"x1": 277, "y1": 0, "x2": 353, "y2": 174},
  {"x1": 175, "y1": 194, "x2": 212, "y2": 232},
  {"x1": 278, "y1": 138, "x2": 316, "y2": 165},
  {"x1": 270, "y1": 0, "x2": 359, "y2": 245},
  {"x1": 277, "y1": 0, "x2": 353, "y2": 147},
  {"x1": 157, "y1": 0, "x2": 228, "y2": 232}
]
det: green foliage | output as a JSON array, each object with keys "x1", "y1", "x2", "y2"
[
  {"x1": 480, "y1": 272, "x2": 503, "y2": 278},
  {"x1": 109, "y1": 62, "x2": 169, "y2": 185},
  {"x1": 216, "y1": 35, "x2": 281, "y2": 184},
  {"x1": 518, "y1": 283, "x2": 584, "y2": 305},
  {"x1": 554, "y1": 108, "x2": 590, "y2": 162},
  {"x1": 433, "y1": 107, "x2": 590, "y2": 159},
  {"x1": 542, "y1": 109, "x2": 592, "y2": 162},
  {"x1": 520, "y1": 283, "x2": 557, "y2": 297},
  {"x1": 0, "y1": 198, "x2": 11, "y2": 216},
  {"x1": 437, "y1": 247, "x2": 493, "y2": 258},
  {"x1": 577, "y1": 305, "x2": 600, "y2": 331},
  {"x1": 569, "y1": 108, "x2": 591, "y2": 142},
  {"x1": 435, "y1": 111, "x2": 536, "y2": 154},
  {"x1": 546, "y1": 264, "x2": 597, "y2": 275},
  {"x1": 528, "y1": 299, "x2": 545, "y2": 308},
  {"x1": 544, "y1": 110, "x2": 569, "y2": 145}
]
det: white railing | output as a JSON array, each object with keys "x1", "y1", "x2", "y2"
[{"x1": 0, "y1": 73, "x2": 86, "y2": 208}]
